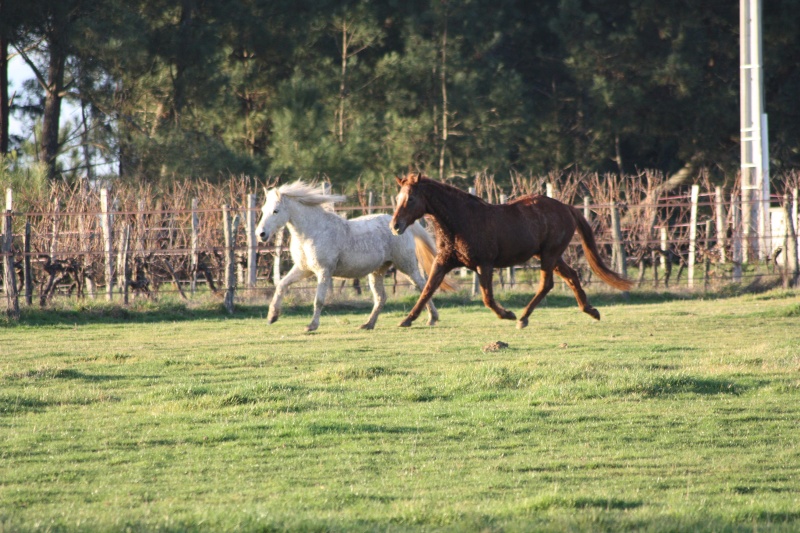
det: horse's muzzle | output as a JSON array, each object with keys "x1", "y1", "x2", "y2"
[{"x1": 390, "y1": 221, "x2": 406, "y2": 235}]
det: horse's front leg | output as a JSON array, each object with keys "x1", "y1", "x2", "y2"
[
  {"x1": 406, "y1": 268, "x2": 439, "y2": 326},
  {"x1": 361, "y1": 271, "x2": 387, "y2": 330},
  {"x1": 477, "y1": 265, "x2": 516, "y2": 320},
  {"x1": 306, "y1": 269, "x2": 332, "y2": 332},
  {"x1": 400, "y1": 263, "x2": 450, "y2": 327},
  {"x1": 268, "y1": 265, "x2": 312, "y2": 324}
]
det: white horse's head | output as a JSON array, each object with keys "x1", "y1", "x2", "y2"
[
  {"x1": 256, "y1": 187, "x2": 289, "y2": 242},
  {"x1": 257, "y1": 181, "x2": 347, "y2": 242}
]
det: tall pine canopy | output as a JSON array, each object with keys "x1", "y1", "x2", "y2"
[{"x1": 2, "y1": 0, "x2": 799, "y2": 187}]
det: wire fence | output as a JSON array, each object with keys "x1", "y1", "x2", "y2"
[{"x1": 2, "y1": 171, "x2": 799, "y2": 318}]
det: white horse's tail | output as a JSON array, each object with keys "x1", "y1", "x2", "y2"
[{"x1": 408, "y1": 223, "x2": 457, "y2": 292}]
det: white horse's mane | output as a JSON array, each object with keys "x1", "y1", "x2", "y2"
[{"x1": 277, "y1": 181, "x2": 347, "y2": 206}]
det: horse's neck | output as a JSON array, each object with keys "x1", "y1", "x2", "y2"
[
  {"x1": 423, "y1": 181, "x2": 473, "y2": 237},
  {"x1": 285, "y1": 199, "x2": 344, "y2": 239}
]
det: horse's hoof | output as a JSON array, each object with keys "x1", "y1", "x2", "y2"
[
  {"x1": 305, "y1": 324, "x2": 319, "y2": 332},
  {"x1": 516, "y1": 318, "x2": 528, "y2": 329},
  {"x1": 426, "y1": 318, "x2": 438, "y2": 327},
  {"x1": 588, "y1": 308, "x2": 601, "y2": 321},
  {"x1": 359, "y1": 323, "x2": 375, "y2": 330},
  {"x1": 398, "y1": 319, "x2": 413, "y2": 328},
  {"x1": 267, "y1": 314, "x2": 279, "y2": 324},
  {"x1": 502, "y1": 311, "x2": 517, "y2": 320}
]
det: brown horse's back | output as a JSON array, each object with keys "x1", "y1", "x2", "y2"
[{"x1": 497, "y1": 195, "x2": 577, "y2": 266}]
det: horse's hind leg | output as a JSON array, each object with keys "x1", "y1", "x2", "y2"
[
  {"x1": 477, "y1": 266, "x2": 516, "y2": 320},
  {"x1": 554, "y1": 258, "x2": 600, "y2": 320},
  {"x1": 517, "y1": 267, "x2": 554, "y2": 329},
  {"x1": 306, "y1": 269, "x2": 332, "y2": 332},
  {"x1": 361, "y1": 270, "x2": 387, "y2": 330}
]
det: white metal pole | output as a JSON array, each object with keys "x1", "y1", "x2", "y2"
[
  {"x1": 740, "y1": 0, "x2": 754, "y2": 263},
  {"x1": 741, "y1": 0, "x2": 769, "y2": 261}
]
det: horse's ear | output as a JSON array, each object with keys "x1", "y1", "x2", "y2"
[
  {"x1": 263, "y1": 186, "x2": 269, "y2": 199},
  {"x1": 409, "y1": 172, "x2": 420, "y2": 184},
  {"x1": 395, "y1": 175, "x2": 404, "y2": 186}
]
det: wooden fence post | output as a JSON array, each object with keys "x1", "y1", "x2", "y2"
[
  {"x1": 704, "y1": 219, "x2": 712, "y2": 291},
  {"x1": 222, "y1": 205, "x2": 239, "y2": 313},
  {"x1": 783, "y1": 193, "x2": 799, "y2": 287},
  {"x1": 100, "y1": 188, "x2": 114, "y2": 301},
  {"x1": 793, "y1": 188, "x2": 799, "y2": 241},
  {"x1": 3, "y1": 208, "x2": 19, "y2": 320},
  {"x1": 583, "y1": 196, "x2": 592, "y2": 222},
  {"x1": 715, "y1": 186, "x2": 726, "y2": 263},
  {"x1": 120, "y1": 224, "x2": 131, "y2": 305},
  {"x1": 78, "y1": 206, "x2": 96, "y2": 299},
  {"x1": 50, "y1": 197, "x2": 59, "y2": 260},
  {"x1": 610, "y1": 203, "x2": 626, "y2": 279},
  {"x1": 687, "y1": 184, "x2": 699, "y2": 288},
  {"x1": 24, "y1": 220, "x2": 32, "y2": 305},
  {"x1": 4, "y1": 190, "x2": 20, "y2": 316},
  {"x1": 190, "y1": 198, "x2": 199, "y2": 296},
  {"x1": 245, "y1": 193, "x2": 258, "y2": 293},
  {"x1": 732, "y1": 196, "x2": 742, "y2": 282}
]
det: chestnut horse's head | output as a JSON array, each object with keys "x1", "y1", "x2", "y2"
[{"x1": 390, "y1": 172, "x2": 426, "y2": 235}]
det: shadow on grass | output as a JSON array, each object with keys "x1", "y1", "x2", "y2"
[
  {"x1": 2, "y1": 283, "x2": 795, "y2": 327},
  {"x1": 6, "y1": 367, "x2": 123, "y2": 382},
  {"x1": 624, "y1": 375, "x2": 748, "y2": 397},
  {"x1": 306, "y1": 422, "x2": 429, "y2": 435}
]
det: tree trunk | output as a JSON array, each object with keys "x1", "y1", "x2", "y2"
[
  {"x1": 437, "y1": 12, "x2": 448, "y2": 182},
  {"x1": 41, "y1": 24, "x2": 66, "y2": 180},
  {"x1": 337, "y1": 20, "x2": 347, "y2": 144}
]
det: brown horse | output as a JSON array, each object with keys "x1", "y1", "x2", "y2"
[{"x1": 390, "y1": 173, "x2": 633, "y2": 328}]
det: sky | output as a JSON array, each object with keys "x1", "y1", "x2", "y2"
[
  {"x1": 8, "y1": 54, "x2": 83, "y2": 138},
  {"x1": 7, "y1": 54, "x2": 114, "y2": 175},
  {"x1": 7, "y1": 55, "x2": 30, "y2": 137}
]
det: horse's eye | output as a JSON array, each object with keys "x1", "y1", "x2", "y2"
[{"x1": 273, "y1": 209, "x2": 279, "y2": 214}]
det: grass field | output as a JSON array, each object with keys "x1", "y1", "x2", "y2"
[{"x1": 2, "y1": 288, "x2": 800, "y2": 532}]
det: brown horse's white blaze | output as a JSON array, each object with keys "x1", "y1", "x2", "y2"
[{"x1": 390, "y1": 172, "x2": 633, "y2": 329}]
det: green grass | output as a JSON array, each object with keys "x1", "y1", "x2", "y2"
[{"x1": 2, "y1": 288, "x2": 800, "y2": 532}]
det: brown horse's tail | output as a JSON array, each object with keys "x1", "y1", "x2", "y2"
[
  {"x1": 570, "y1": 208, "x2": 633, "y2": 291},
  {"x1": 408, "y1": 223, "x2": 457, "y2": 292}
]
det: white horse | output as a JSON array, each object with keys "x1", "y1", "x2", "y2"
[{"x1": 256, "y1": 181, "x2": 451, "y2": 332}]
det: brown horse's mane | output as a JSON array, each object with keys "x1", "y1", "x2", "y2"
[
  {"x1": 412, "y1": 175, "x2": 489, "y2": 236},
  {"x1": 416, "y1": 176, "x2": 489, "y2": 205}
]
